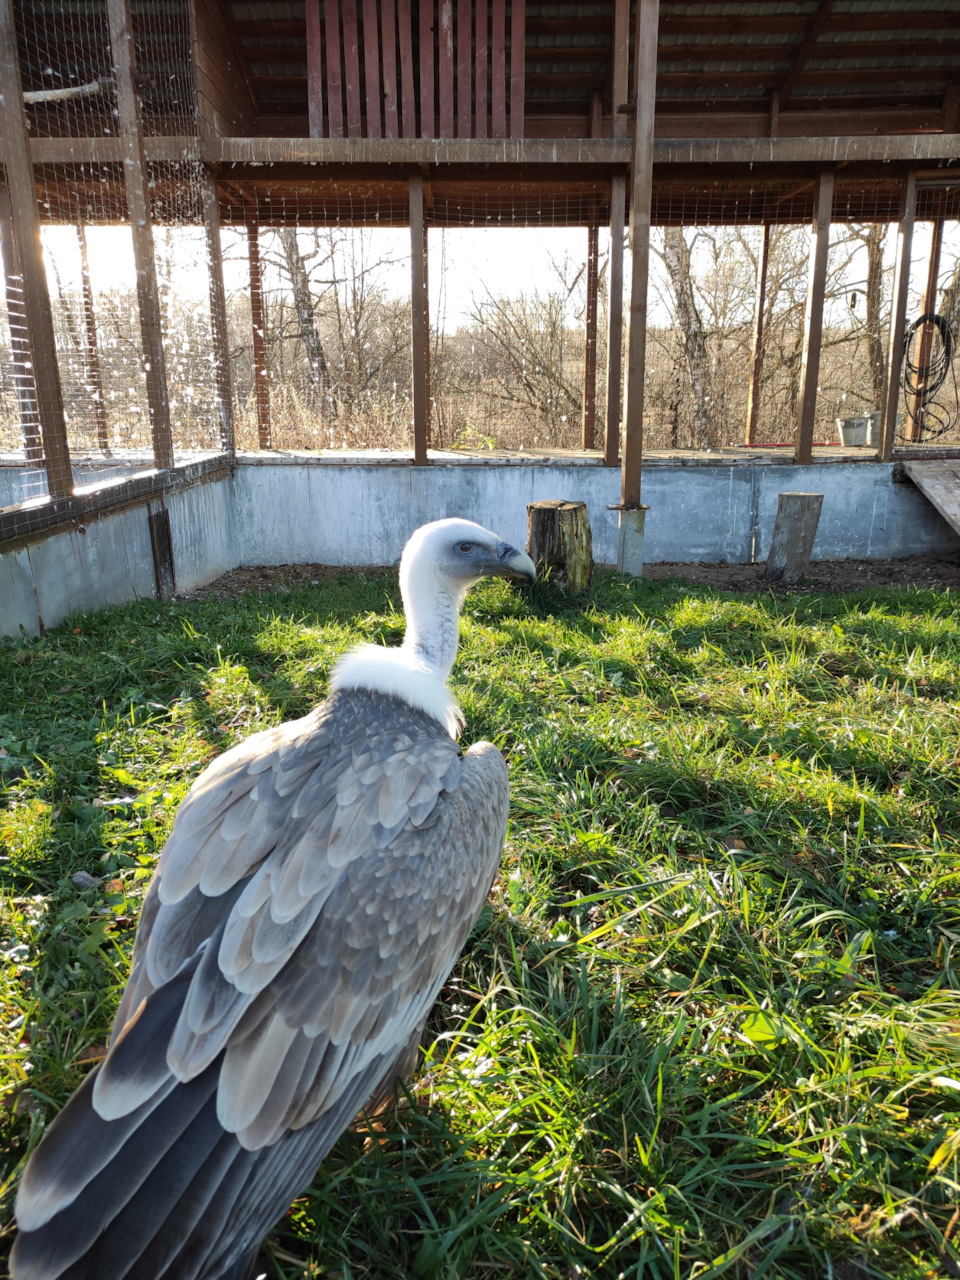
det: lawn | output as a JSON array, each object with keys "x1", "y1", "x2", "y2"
[{"x1": 1, "y1": 569, "x2": 959, "y2": 1279}]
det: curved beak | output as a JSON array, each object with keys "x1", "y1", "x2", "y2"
[{"x1": 491, "y1": 540, "x2": 537, "y2": 583}]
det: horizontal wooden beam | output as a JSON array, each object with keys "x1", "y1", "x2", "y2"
[{"x1": 19, "y1": 132, "x2": 960, "y2": 171}]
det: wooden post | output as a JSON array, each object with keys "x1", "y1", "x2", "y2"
[
  {"x1": 201, "y1": 171, "x2": 234, "y2": 455},
  {"x1": 794, "y1": 166, "x2": 834, "y2": 464},
  {"x1": 744, "y1": 221, "x2": 770, "y2": 446},
  {"x1": 904, "y1": 213, "x2": 945, "y2": 442},
  {"x1": 526, "y1": 500, "x2": 593, "y2": 593},
  {"x1": 879, "y1": 170, "x2": 917, "y2": 462},
  {"x1": 621, "y1": 0, "x2": 659, "y2": 508},
  {"x1": 0, "y1": 0, "x2": 72, "y2": 497},
  {"x1": 106, "y1": 0, "x2": 174, "y2": 471},
  {"x1": 509, "y1": 0, "x2": 524, "y2": 138},
  {"x1": 306, "y1": 0, "x2": 324, "y2": 136},
  {"x1": 422, "y1": 211, "x2": 431, "y2": 447},
  {"x1": 246, "y1": 224, "x2": 271, "y2": 449},
  {"x1": 604, "y1": 173, "x2": 625, "y2": 467},
  {"x1": 410, "y1": 170, "x2": 429, "y2": 465},
  {"x1": 0, "y1": 184, "x2": 42, "y2": 464},
  {"x1": 763, "y1": 492, "x2": 823, "y2": 584},
  {"x1": 77, "y1": 220, "x2": 110, "y2": 454},
  {"x1": 581, "y1": 222, "x2": 600, "y2": 449}
]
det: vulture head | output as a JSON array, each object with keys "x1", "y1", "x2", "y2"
[{"x1": 333, "y1": 518, "x2": 535, "y2": 735}]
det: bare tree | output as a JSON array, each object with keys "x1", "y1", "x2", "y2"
[
  {"x1": 279, "y1": 228, "x2": 337, "y2": 415},
  {"x1": 658, "y1": 227, "x2": 715, "y2": 447}
]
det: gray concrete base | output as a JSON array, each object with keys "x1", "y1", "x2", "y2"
[
  {"x1": 616, "y1": 507, "x2": 647, "y2": 576},
  {"x1": 2, "y1": 455, "x2": 958, "y2": 639}
]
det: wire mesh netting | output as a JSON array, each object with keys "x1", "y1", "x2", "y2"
[{"x1": 2, "y1": 2, "x2": 960, "y2": 536}]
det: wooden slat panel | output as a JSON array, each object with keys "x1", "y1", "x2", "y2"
[
  {"x1": 794, "y1": 167, "x2": 834, "y2": 463},
  {"x1": 439, "y1": 0, "x2": 455, "y2": 138},
  {"x1": 457, "y1": 0, "x2": 472, "y2": 137},
  {"x1": 191, "y1": 0, "x2": 257, "y2": 138},
  {"x1": 362, "y1": 0, "x2": 381, "y2": 137},
  {"x1": 306, "y1": 0, "x2": 324, "y2": 136},
  {"x1": 381, "y1": 0, "x2": 399, "y2": 138},
  {"x1": 509, "y1": 0, "x2": 525, "y2": 138},
  {"x1": 342, "y1": 0, "x2": 363, "y2": 137},
  {"x1": 491, "y1": 0, "x2": 506, "y2": 136},
  {"x1": 903, "y1": 463, "x2": 960, "y2": 535},
  {"x1": 418, "y1": 0, "x2": 435, "y2": 137},
  {"x1": 475, "y1": 0, "x2": 488, "y2": 138},
  {"x1": 612, "y1": 0, "x2": 630, "y2": 137},
  {"x1": 324, "y1": 0, "x2": 344, "y2": 137}
]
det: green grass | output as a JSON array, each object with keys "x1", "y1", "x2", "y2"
[{"x1": 2, "y1": 568, "x2": 960, "y2": 1279}]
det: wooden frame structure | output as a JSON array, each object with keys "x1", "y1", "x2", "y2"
[{"x1": 1, "y1": 0, "x2": 959, "y2": 540}]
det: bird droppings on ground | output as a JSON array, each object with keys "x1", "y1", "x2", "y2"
[{"x1": 181, "y1": 551, "x2": 960, "y2": 602}]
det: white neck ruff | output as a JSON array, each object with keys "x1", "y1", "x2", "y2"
[{"x1": 329, "y1": 644, "x2": 463, "y2": 738}]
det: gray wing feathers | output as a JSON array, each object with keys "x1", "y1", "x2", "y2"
[{"x1": 89, "y1": 693, "x2": 508, "y2": 1159}]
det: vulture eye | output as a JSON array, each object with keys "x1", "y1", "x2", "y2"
[{"x1": 457, "y1": 541, "x2": 473, "y2": 553}]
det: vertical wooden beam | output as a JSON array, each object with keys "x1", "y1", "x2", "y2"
[
  {"x1": 509, "y1": 0, "x2": 525, "y2": 138},
  {"x1": 106, "y1": 0, "x2": 174, "y2": 471},
  {"x1": 0, "y1": 184, "x2": 42, "y2": 464},
  {"x1": 905, "y1": 212, "x2": 944, "y2": 441},
  {"x1": 611, "y1": 0, "x2": 629, "y2": 138},
  {"x1": 410, "y1": 171, "x2": 429, "y2": 465},
  {"x1": 581, "y1": 222, "x2": 600, "y2": 450},
  {"x1": 621, "y1": 0, "x2": 658, "y2": 508},
  {"x1": 382, "y1": 0, "x2": 399, "y2": 138},
  {"x1": 418, "y1": 0, "x2": 435, "y2": 137},
  {"x1": 77, "y1": 221, "x2": 110, "y2": 454},
  {"x1": 361, "y1": 0, "x2": 381, "y2": 137},
  {"x1": 491, "y1": 0, "x2": 507, "y2": 137},
  {"x1": 247, "y1": 223, "x2": 271, "y2": 449},
  {"x1": 879, "y1": 169, "x2": 917, "y2": 462},
  {"x1": 794, "y1": 166, "x2": 834, "y2": 464},
  {"x1": 439, "y1": 0, "x2": 454, "y2": 138},
  {"x1": 423, "y1": 211, "x2": 432, "y2": 447},
  {"x1": 457, "y1": 0, "x2": 472, "y2": 137},
  {"x1": 201, "y1": 172, "x2": 234, "y2": 455},
  {"x1": 0, "y1": 0, "x2": 72, "y2": 496},
  {"x1": 744, "y1": 220, "x2": 770, "y2": 446},
  {"x1": 306, "y1": 0, "x2": 324, "y2": 136},
  {"x1": 325, "y1": 0, "x2": 344, "y2": 137},
  {"x1": 475, "y1": 0, "x2": 488, "y2": 138},
  {"x1": 605, "y1": 173, "x2": 625, "y2": 468},
  {"x1": 341, "y1": 0, "x2": 362, "y2": 137}
]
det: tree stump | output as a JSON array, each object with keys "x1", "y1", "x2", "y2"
[
  {"x1": 763, "y1": 492, "x2": 823, "y2": 584},
  {"x1": 526, "y1": 500, "x2": 593, "y2": 592}
]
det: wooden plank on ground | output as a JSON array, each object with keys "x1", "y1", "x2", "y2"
[{"x1": 903, "y1": 462, "x2": 960, "y2": 535}]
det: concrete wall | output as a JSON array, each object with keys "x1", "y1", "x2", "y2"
[
  {"x1": 234, "y1": 456, "x2": 960, "y2": 569},
  {"x1": 2, "y1": 457, "x2": 958, "y2": 639}
]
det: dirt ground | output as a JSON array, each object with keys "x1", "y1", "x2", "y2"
[{"x1": 182, "y1": 552, "x2": 960, "y2": 602}]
